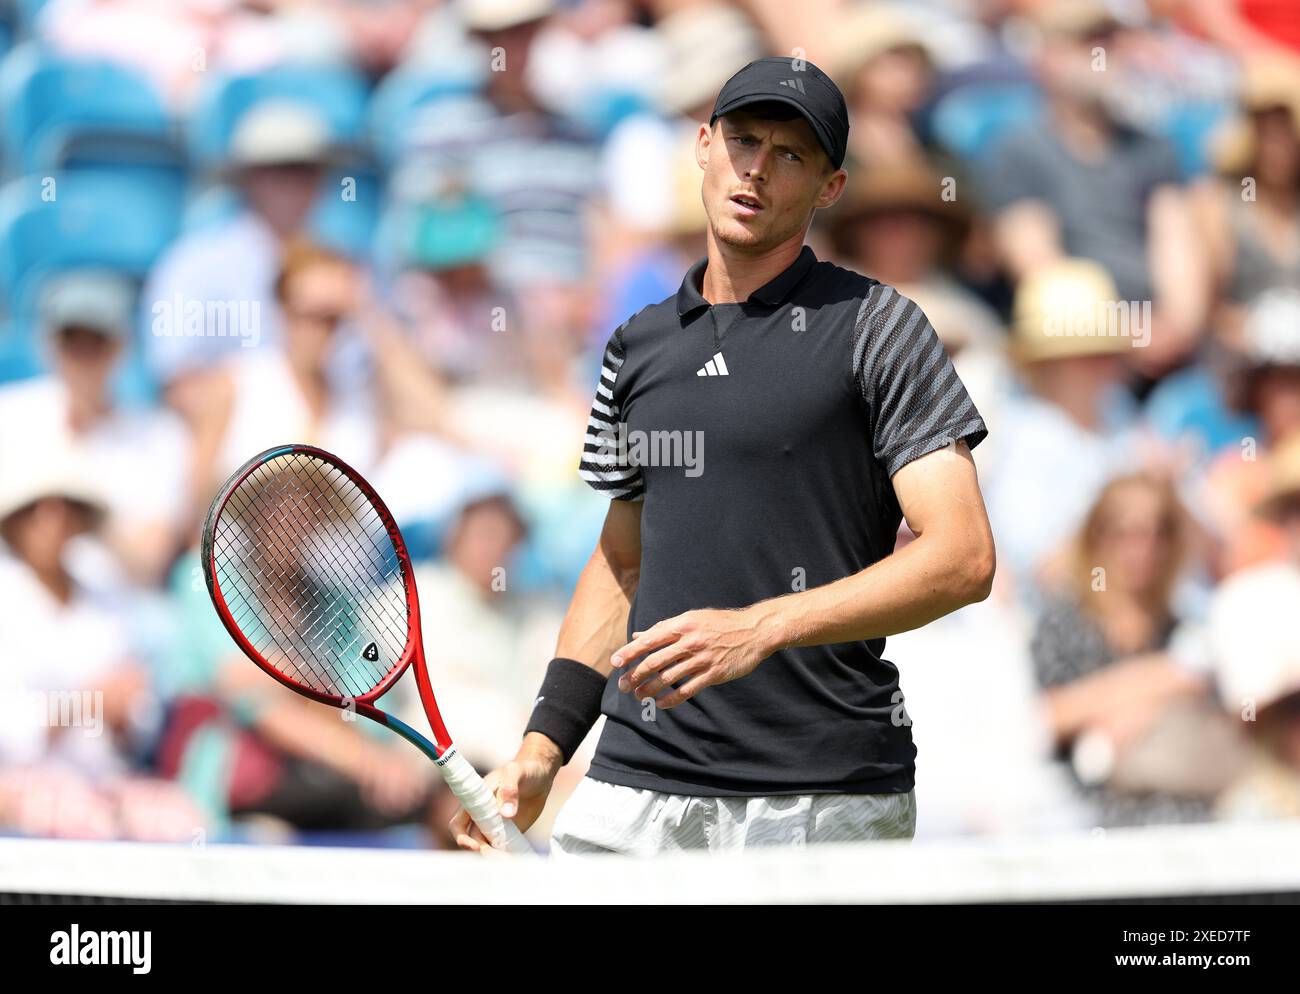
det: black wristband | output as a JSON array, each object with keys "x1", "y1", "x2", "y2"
[{"x1": 524, "y1": 657, "x2": 607, "y2": 764}]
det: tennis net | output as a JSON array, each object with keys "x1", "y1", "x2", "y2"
[{"x1": 2, "y1": 819, "x2": 1299, "y2": 904}]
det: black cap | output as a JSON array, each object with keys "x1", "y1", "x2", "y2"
[{"x1": 710, "y1": 56, "x2": 850, "y2": 170}]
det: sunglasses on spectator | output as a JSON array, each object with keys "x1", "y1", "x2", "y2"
[{"x1": 288, "y1": 309, "x2": 350, "y2": 329}]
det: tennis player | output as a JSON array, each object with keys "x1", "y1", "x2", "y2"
[{"x1": 452, "y1": 56, "x2": 995, "y2": 854}]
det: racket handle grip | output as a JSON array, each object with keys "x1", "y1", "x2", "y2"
[{"x1": 437, "y1": 745, "x2": 534, "y2": 855}]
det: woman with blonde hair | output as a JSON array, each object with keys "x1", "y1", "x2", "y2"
[{"x1": 1030, "y1": 472, "x2": 1243, "y2": 827}]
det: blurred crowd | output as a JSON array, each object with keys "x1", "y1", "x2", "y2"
[{"x1": 2, "y1": 0, "x2": 1300, "y2": 848}]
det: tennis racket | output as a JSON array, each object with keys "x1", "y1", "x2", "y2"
[{"x1": 201, "y1": 443, "x2": 532, "y2": 854}]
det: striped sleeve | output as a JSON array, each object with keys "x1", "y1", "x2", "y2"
[
  {"x1": 578, "y1": 326, "x2": 644, "y2": 501},
  {"x1": 852, "y1": 284, "x2": 988, "y2": 478}
]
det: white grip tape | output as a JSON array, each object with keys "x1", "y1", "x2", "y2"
[{"x1": 436, "y1": 745, "x2": 533, "y2": 855}]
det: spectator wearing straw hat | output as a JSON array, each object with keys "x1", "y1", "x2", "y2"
[
  {"x1": 984, "y1": 259, "x2": 1144, "y2": 603},
  {"x1": 0, "y1": 271, "x2": 188, "y2": 588},
  {"x1": 1210, "y1": 431, "x2": 1300, "y2": 821},
  {"x1": 822, "y1": 160, "x2": 1000, "y2": 347},
  {"x1": 827, "y1": 3, "x2": 936, "y2": 170},
  {"x1": 391, "y1": 471, "x2": 567, "y2": 842},
  {"x1": 820, "y1": 159, "x2": 1008, "y2": 441}
]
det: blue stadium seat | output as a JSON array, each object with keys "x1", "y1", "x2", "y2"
[
  {"x1": 0, "y1": 171, "x2": 180, "y2": 392},
  {"x1": 0, "y1": 170, "x2": 180, "y2": 400},
  {"x1": 0, "y1": 43, "x2": 181, "y2": 178},
  {"x1": 0, "y1": 170, "x2": 178, "y2": 309},
  {"x1": 931, "y1": 80, "x2": 1044, "y2": 163},
  {"x1": 187, "y1": 65, "x2": 371, "y2": 168}
]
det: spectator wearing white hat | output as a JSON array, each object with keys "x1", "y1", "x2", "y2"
[
  {"x1": 142, "y1": 100, "x2": 338, "y2": 418},
  {"x1": 0, "y1": 270, "x2": 188, "y2": 587},
  {"x1": 983, "y1": 260, "x2": 1145, "y2": 605},
  {"x1": 0, "y1": 445, "x2": 204, "y2": 840}
]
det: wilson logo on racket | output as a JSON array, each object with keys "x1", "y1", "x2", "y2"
[{"x1": 201, "y1": 443, "x2": 533, "y2": 855}]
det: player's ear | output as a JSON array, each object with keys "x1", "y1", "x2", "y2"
[
  {"x1": 695, "y1": 122, "x2": 712, "y2": 171},
  {"x1": 816, "y1": 168, "x2": 848, "y2": 210}
]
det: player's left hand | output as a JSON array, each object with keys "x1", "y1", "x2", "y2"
[{"x1": 610, "y1": 607, "x2": 777, "y2": 709}]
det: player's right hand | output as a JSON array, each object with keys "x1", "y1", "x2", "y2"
[{"x1": 450, "y1": 736, "x2": 560, "y2": 853}]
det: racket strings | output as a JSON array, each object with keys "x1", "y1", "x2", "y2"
[
  {"x1": 218, "y1": 461, "x2": 406, "y2": 698},
  {"x1": 218, "y1": 468, "x2": 372, "y2": 696},
  {"x1": 211, "y1": 452, "x2": 410, "y2": 700},
  {"x1": 289, "y1": 459, "x2": 410, "y2": 681},
  {"x1": 223, "y1": 473, "x2": 367, "y2": 694},
  {"x1": 237, "y1": 458, "x2": 409, "y2": 692}
]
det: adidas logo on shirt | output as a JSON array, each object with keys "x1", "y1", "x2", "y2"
[
  {"x1": 696, "y1": 352, "x2": 729, "y2": 377},
  {"x1": 779, "y1": 77, "x2": 805, "y2": 93}
]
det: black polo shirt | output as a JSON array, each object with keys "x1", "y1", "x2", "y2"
[{"x1": 578, "y1": 246, "x2": 987, "y2": 796}]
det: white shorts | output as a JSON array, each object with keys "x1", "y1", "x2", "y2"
[{"x1": 550, "y1": 777, "x2": 917, "y2": 856}]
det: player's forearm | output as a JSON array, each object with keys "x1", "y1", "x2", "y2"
[
  {"x1": 521, "y1": 502, "x2": 642, "y2": 771},
  {"x1": 553, "y1": 535, "x2": 639, "y2": 678},
  {"x1": 518, "y1": 553, "x2": 628, "y2": 771},
  {"x1": 752, "y1": 526, "x2": 995, "y2": 653}
]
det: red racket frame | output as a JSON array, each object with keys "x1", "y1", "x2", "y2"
[{"x1": 203, "y1": 443, "x2": 453, "y2": 753}]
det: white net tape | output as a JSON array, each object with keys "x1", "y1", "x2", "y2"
[{"x1": 2, "y1": 821, "x2": 1298, "y2": 904}]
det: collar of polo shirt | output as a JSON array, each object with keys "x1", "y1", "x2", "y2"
[{"x1": 675, "y1": 245, "x2": 819, "y2": 318}]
